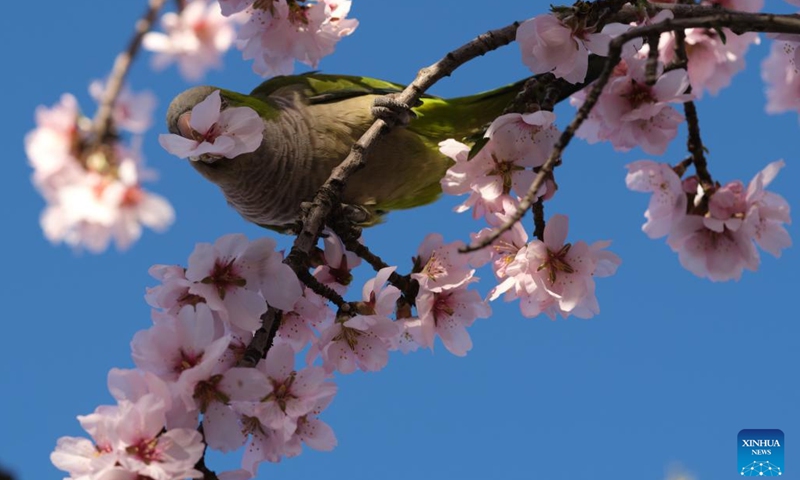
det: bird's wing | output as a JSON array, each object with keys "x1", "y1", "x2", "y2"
[{"x1": 249, "y1": 73, "x2": 406, "y2": 105}]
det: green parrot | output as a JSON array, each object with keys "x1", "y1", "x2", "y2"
[{"x1": 165, "y1": 73, "x2": 527, "y2": 231}]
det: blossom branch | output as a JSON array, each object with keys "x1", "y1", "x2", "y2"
[
  {"x1": 464, "y1": 9, "x2": 800, "y2": 252},
  {"x1": 674, "y1": 28, "x2": 713, "y2": 189},
  {"x1": 297, "y1": 268, "x2": 349, "y2": 310},
  {"x1": 284, "y1": 21, "x2": 522, "y2": 279},
  {"x1": 91, "y1": 0, "x2": 167, "y2": 146},
  {"x1": 532, "y1": 200, "x2": 546, "y2": 241},
  {"x1": 238, "y1": 307, "x2": 282, "y2": 368},
  {"x1": 194, "y1": 423, "x2": 220, "y2": 480},
  {"x1": 645, "y1": 34, "x2": 660, "y2": 85}
]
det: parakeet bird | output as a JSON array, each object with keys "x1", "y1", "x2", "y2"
[{"x1": 165, "y1": 73, "x2": 527, "y2": 231}]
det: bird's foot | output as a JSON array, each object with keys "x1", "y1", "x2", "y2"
[
  {"x1": 371, "y1": 95, "x2": 417, "y2": 127},
  {"x1": 340, "y1": 203, "x2": 370, "y2": 225}
]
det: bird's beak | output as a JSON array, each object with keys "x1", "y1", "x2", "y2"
[
  {"x1": 178, "y1": 111, "x2": 222, "y2": 165},
  {"x1": 177, "y1": 112, "x2": 194, "y2": 139}
]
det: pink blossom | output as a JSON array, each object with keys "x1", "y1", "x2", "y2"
[
  {"x1": 235, "y1": 411, "x2": 293, "y2": 471},
  {"x1": 159, "y1": 90, "x2": 264, "y2": 161},
  {"x1": 25, "y1": 93, "x2": 83, "y2": 193},
  {"x1": 490, "y1": 215, "x2": 621, "y2": 320},
  {"x1": 114, "y1": 396, "x2": 204, "y2": 479},
  {"x1": 131, "y1": 304, "x2": 232, "y2": 410},
  {"x1": 412, "y1": 233, "x2": 475, "y2": 293},
  {"x1": 746, "y1": 160, "x2": 792, "y2": 257},
  {"x1": 185, "y1": 234, "x2": 299, "y2": 332},
  {"x1": 439, "y1": 139, "x2": 507, "y2": 217},
  {"x1": 704, "y1": 180, "x2": 747, "y2": 232},
  {"x1": 657, "y1": 28, "x2": 759, "y2": 97},
  {"x1": 89, "y1": 80, "x2": 156, "y2": 134},
  {"x1": 201, "y1": 367, "x2": 272, "y2": 452},
  {"x1": 107, "y1": 368, "x2": 198, "y2": 430},
  {"x1": 219, "y1": 0, "x2": 253, "y2": 16},
  {"x1": 389, "y1": 318, "x2": 425, "y2": 354},
  {"x1": 410, "y1": 234, "x2": 491, "y2": 356},
  {"x1": 762, "y1": 40, "x2": 800, "y2": 117},
  {"x1": 573, "y1": 57, "x2": 690, "y2": 155},
  {"x1": 143, "y1": 0, "x2": 235, "y2": 81},
  {"x1": 667, "y1": 215, "x2": 759, "y2": 281},
  {"x1": 210, "y1": 348, "x2": 337, "y2": 472},
  {"x1": 230, "y1": 344, "x2": 336, "y2": 441},
  {"x1": 51, "y1": 394, "x2": 204, "y2": 480},
  {"x1": 104, "y1": 156, "x2": 175, "y2": 250},
  {"x1": 625, "y1": 160, "x2": 687, "y2": 238},
  {"x1": 37, "y1": 150, "x2": 174, "y2": 253},
  {"x1": 470, "y1": 200, "x2": 531, "y2": 279},
  {"x1": 237, "y1": 0, "x2": 358, "y2": 77},
  {"x1": 517, "y1": 14, "x2": 630, "y2": 84},
  {"x1": 145, "y1": 264, "x2": 200, "y2": 314},
  {"x1": 313, "y1": 229, "x2": 361, "y2": 293},
  {"x1": 665, "y1": 161, "x2": 790, "y2": 281},
  {"x1": 440, "y1": 111, "x2": 558, "y2": 218},
  {"x1": 416, "y1": 284, "x2": 491, "y2": 357},
  {"x1": 280, "y1": 396, "x2": 337, "y2": 458},
  {"x1": 26, "y1": 95, "x2": 174, "y2": 252},
  {"x1": 315, "y1": 267, "x2": 401, "y2": 374},
  {"x1": 485, "y1": 111, "x2": 559, "y2": 168},
  {"x1": 276, "y1": 287, "x2": 332, "y2": 352}
]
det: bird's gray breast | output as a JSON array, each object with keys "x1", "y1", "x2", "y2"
[{"x1": 210, "y1": 98, "x2": 327, "y2": 228}]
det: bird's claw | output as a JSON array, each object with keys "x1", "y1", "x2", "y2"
[
  {"x1": 341, "y1": 203, "x2": 370, "y2": 225},
  {"x1": 371, "y1": 95, "x2": 417, "y2": 127}
]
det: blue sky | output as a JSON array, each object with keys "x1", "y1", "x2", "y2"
[{"x1": 2, "y1": 2, "x2": 798, "y2": 480}]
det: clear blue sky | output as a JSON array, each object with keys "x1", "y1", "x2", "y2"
[{"x1": 1, "y1": 2, "x2": 798, "y2": 480}]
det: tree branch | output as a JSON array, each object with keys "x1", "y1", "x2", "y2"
[
  {"x1": 463, "y1": 9, "x2": 800, "y2": 252},
  {"x1": 90, "y1": 0, "x2": 166, "y2": 146},
  {"x1": 674, "y1": 28, "x2": 713, "y2": 189},
  {"x1": 283, "y1": 21, "x2": 521, "y2": 274}
]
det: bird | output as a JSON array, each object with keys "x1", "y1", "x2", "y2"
[{"x1": 164, "y1": 73, "x2": 527, "y2": 232}]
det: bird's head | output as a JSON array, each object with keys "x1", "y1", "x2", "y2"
[
  {"x1": 161, "y1": 86, "x2": 266, "y2": 173},
  {"x1": 166, "y1": 85, "x2": 223, "y2": 141}
]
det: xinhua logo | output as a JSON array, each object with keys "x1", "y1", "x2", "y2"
[{"x1": 738, "y1": 429, "x2": 784, "y2": 476}]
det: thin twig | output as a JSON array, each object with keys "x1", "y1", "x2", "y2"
[
  {"x1": 532, "y1": 200, "x2": 546, "y2": 242},
  {"x1": 674, "y1": 29, "x2": 714, "y2": 189},
  {"x1": 194, "y1": 423, "x2": 219, "y2": 480},
  {"x1": 297, "y1": 269, "x2": 349, "y2": 309},
  {"x1": 238, "y1": 307, "x2": 282, "y2": 368},
  {"x1": 463, "y1": 10, "x2": 800, "y2": 252},
  {"x1": 91, "y1": 0, "x2": 167, "y2": 146},
  {"x1": 645, "y1": 34, "x2": 660, "y2": 85}
]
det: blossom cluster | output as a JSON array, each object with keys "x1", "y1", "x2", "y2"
[
  {"x1": 51, "y1": 227, "x2": 503, "y2": 477},
  {"x1": 144, "y1": 0, "x2": 236, "y2": 81},
  {"x1": 25, "y1": 83, "x2": 174, "y2": 253},
  {"x1": 626, "y1": 160, "x2": 791, "y2": 281},
  {"x1": 144, "y1": 0, "x2": 358, "y2": 80},
  {"x1": 439, "y1": 111, "x2": 622, "y2": 320},
  {"x1": 52, "y1": 234, "x2": 340, "y2": 479},
  {"x1": 571, "y1": 55, "x2": 691, "y2": 155}
]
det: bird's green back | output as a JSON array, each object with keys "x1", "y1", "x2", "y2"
[{"x1": 249, "y1": 72, "x2": 524, "y2": 143}]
